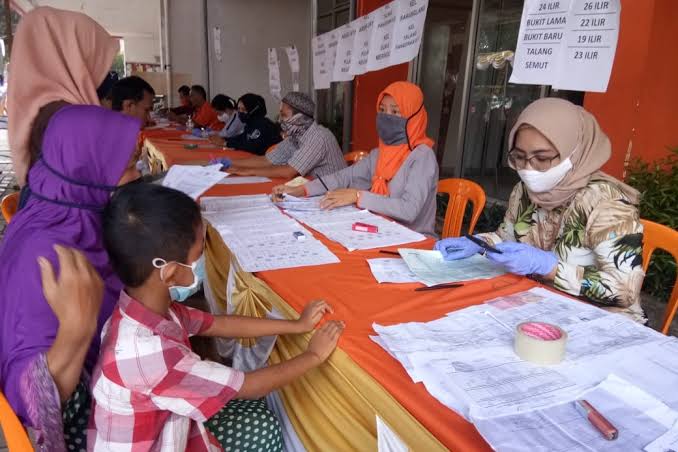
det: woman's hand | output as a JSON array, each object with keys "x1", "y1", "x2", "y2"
[
  {"x1": 271, "y1": 184, "x2": 305, "y2": 201},
  {"x1": 209, "y1": 135, "x2": 226, "y2": 147},
  {"x1": 434, "y1": 237, "x2": 483, "y2": 261},
  {"x1": 486, "y1": 242, "x2": 558, "y2": 278},
  {"x1": 40, "y1": 245, "x2": 104, "y2": 401},
  {"x1": 297, "y1": 300, "x2": 333, "y2": 333},
  {"x1": 320, "y1": 189, "x2": 359, "y2": 210},
  {"x1": 39, "y1": 245, "x2": 103, "y2": 340},
  {"x1": 229, "y1": 167, "x2": 254, "y2": 176}
]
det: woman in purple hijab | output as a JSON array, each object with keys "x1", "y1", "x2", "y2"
[{"x1": 0, "y1": 105, "x2": 141, "y2": 450}]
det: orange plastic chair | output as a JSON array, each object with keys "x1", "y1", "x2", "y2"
[
  {"x1": 344, "y1": 150, "x2": 370, "y2": 166},
  {"x1": 1, "y1": 192, "x2": 19, "y2": 223},
  {"x1": 640, "y1": 219, "x2": 678, "y2": 334},
  {"x1": 0, "y1": 390, "x2": 33, "y2": 451},
  {"x1": 437, "y1": 178, "x2": 486, "y2": 238}
]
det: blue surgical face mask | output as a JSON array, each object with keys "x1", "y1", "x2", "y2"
[{"x1": 153, "y1": 254, "x2": 205, "y2": 302}]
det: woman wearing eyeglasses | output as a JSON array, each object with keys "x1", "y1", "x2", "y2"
[{"x1": 435, "y1": 98, "x2": 646, "y2": 323}]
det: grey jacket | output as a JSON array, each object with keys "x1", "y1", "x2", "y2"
[{"x1": 305, "y1": 144, "x2": 439, "y2": 236}]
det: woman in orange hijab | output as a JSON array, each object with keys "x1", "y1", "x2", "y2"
[{"x1": 272, "y1": 81, "x2": 439, "y2": 236}]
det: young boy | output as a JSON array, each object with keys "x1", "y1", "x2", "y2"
[{"x1": 90, "y1": 183, "x2": 344, "y2": 451}]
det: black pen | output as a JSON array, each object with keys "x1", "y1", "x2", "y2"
[
  {"x1": 317, "y1": 176, "x2": 330, "y2": 192},
  {"x1": 415, "y1": 283, "x2": 463, "y2": 292},
  {"x1": 379, "y1": 250, "x2": 400, "y2": 256}
]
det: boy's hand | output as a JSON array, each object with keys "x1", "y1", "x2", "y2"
[
  {"x1": 306, "y1": 320, "x2": 344, "y2": 364},
  {"x1": 297, "y1": 300, "x2": 333, "y2": 333}
]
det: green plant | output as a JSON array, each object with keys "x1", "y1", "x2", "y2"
[{"x1": 626, "y1": 147, "x2": 678, "y2": 301}]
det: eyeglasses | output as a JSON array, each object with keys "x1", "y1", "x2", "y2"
[{"x1": 508, "y1": 150, "x2": 560, "y2": 172}]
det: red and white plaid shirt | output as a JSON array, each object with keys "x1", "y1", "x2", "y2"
[{"x1": 88, "y1": 291, "x2": 244, "y2": 451}]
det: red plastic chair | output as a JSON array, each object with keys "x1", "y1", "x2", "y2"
[
  {"x1": 0, "y1": 390, "x2": 33, "y2": 451},
  {"x1": 1, "y1": 192, "x2": 19, "y2": 223},
  {"x1": 437, "y1": 178, "x2": 486, "y2": 238},
  {"x1": 640, "y1": 219, "x2": 678, "y2": 334}
]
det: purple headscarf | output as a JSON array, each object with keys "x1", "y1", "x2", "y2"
[{"x1": 0, "y1": 105, "x2": 141, "y2": 423}]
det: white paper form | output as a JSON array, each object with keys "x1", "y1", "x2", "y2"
[
  {"x1": 286, "y1": 204, "x2": 425, "y2": 251},
  {"x1": 646, "y1": 420, "x2": 678, "y2": 452},
  {"x1": 162, "y1": 164, "x2": 225, "y2": 199},
  {"x1": 476, "y1": 375, "x2": 677, "y2": 452},
  {"x1": 284, "y1": 46, "x2": 301, "y2": 91},
  {"x1": 217, "y1": 176, "x2": 271, "y2": 185},
  {"x1": 332, "y1": 23, "x2": 357, "y2": 82},
  {"x1": 389, "y1": 0, "x2": 429, "y2": 66},
  {"x1": 268, "y1": 48, "x2": 282, "y2": 100},
  {"x1": 349, "y1": 12, "x2": 376, "y2": 75},
  {"x1": 367, "y1": 258, "x2": 419, "y2": 284},
  {"x1": 376, "y1": 416, "x2": 409, "y2": 452},
  {"x1": 201, "y1": 195, "x2": 339, "y2": 272},
  {"x1": 409, "y1": 347, "x2": 581, "y2": 420},
  {"x1": 399, "y1": 249, "x2": 506, "y2": 286}
]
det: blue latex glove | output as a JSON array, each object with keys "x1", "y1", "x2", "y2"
[
  {"x1": 192, "y1": 127, "x2": 203, "y2": 137},
  {"x1": 209, "y1": 157, "x2": 231, "y2": 169},
  {"x1": 434, "y1": 236, "x2": 483, "y2": 261},
  {"x1": 486, "y1": 242, "x2": 558, "y2": 276}
]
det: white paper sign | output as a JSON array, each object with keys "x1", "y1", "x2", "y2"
[
  {"x1": 553, "y1": 0, "x2": 620, "y2": 92},
  {"x1": 510, "y1": 0, "x2": 572, "y2": 86},
  {"x1": 510, "y1": 0, "x2": 620, "y2": 92},
  {"x1": 389, "y1": 0, "x2": 429, "y2": 65},
  {"x1": 284, "y1": 46, "x2": 301, "y2": 91},
  {"x1": 349, "y1": 12, "x2": 376, "y2": 75},
  {"x1": 268, "y1": 48, "x2": 282, "y2": 100},
  {"x1": 312, "y1": 32, "x2": 332, "y2": 90},
  {"x1": 213, "y1": 27, "x2": 222, "y2": 62},
  {"x1": 333, "y1": 24, "x2": 357, "y2": 82},
  {"x1": 367, "y1": 2, "x2": 399, "y2": 71}
]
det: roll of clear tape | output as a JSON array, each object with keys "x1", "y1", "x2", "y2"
[{"x1": 514, "y1": 322, "x2": 567, "y2": 365}]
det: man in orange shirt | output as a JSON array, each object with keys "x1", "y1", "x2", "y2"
[{"x1": 190, "y1": 85, "x2": 224, "y2": 131}]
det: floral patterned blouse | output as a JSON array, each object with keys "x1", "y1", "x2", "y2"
[{"x1": 480, "y1": 178, "x2": 646, "y2": 323}]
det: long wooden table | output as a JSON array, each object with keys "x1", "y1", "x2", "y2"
[{"x1": 145, "y1": 130, "x2": 545, "y2": 450}]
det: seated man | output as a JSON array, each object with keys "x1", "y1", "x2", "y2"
[
  {"x1": 228, "y1": 92, "x2": 346, "y2": 179},
  {"x1": 111, "y1": 75, "x2": 155, "y2": 127},
  {"x1": 170, "y1": 84, "x2": 194, "y2": 116},
  {"x1": 190, "y1": 84, "x2": 224, "y2": 130},
  {"x1": 211, "y1": 94, "x2": 245, "y2": 139}
]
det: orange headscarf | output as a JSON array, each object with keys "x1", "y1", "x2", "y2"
[
  {"x1": 8, "y1": 7, "x2": 119, "y2": 186},
  {"x1": 371, "y1": 81, "x2": 434, "y2": 195}
]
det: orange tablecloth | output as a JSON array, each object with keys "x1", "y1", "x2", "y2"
[
  {"x1": 149, "y1": 137, "x2": 535, "y2": 450},
  {"x1": 144, "y1": 135, "x2": 255, "y2": 171},
  {"x1": 203, "y1": 180, "x2": 542, "y2": 451}
]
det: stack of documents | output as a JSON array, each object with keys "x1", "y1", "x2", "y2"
[
  {"x1": 372, "y1": 287, "x2": 676, "y2": 429},
  {"x1": 162, "y1": 164, "x2": 225, "y2": 199},
  {"x1": 281, "y1": 196, "x2": 426, "y2": 251},
  {"x1": 201, "y1": 195, "x2": 339, "y2": 272}
]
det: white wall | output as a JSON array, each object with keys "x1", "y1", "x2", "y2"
[
  {"x1": 205, "y1": 0, "x2": 313, "y2": 120},
  {"x1": 168, "y1": 0, "x2": 208, "y2": 88},
  {"x1": 124, "y1": 36, "x2": 160, "y2": 64}
]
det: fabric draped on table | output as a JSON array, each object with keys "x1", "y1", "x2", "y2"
[{"x1": 203, "y1": 223, "x2": 446, "y2": 451}]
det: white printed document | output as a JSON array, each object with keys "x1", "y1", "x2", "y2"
[{"x1": 162, "y1": 164, "x2": 225, "y2": 199}]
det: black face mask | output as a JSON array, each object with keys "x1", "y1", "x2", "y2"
[{"x1": 238, "y1": 111, "x2": 249, "y2": 124}]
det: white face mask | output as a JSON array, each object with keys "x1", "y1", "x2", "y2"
[
  {"x1": 517, "y1": 153, "x2": 574, "y2": 193},
  {"x1": 217, "y1": 112, "x2": 231, "y2": 123}
]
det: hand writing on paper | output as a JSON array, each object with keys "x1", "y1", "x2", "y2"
[
  {"x1": 271, "y1": 184, "x2": 304, "y2": 201},
  {"x1": 306, "y1": 320, "x2": 345, "y2": 364},
  {"x1": 320, "y1": 189, "x2": 359, "y2": 210},
  {"x1": 297, "y1": 300, "x2": 334, "y2": 332}
]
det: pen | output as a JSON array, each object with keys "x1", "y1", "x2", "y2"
[
  {"x1": 317, "y1": 176, "x2": 330, "y2": 192},
  {"x1": 379, "y1": 250, "x2": 400, "y2": 256},
  {"x1": 575, "y1": 400, "x2": 618, "y2": 441},
  {"x1": 414, "y1": 283, "x2": 464, "y2": 292},
  {"x1": 445, "y1": 247, "x2": 464, "y2": 253},
  {"x1": 464, "y1": 234, "x2": 503, "y2": 254}
]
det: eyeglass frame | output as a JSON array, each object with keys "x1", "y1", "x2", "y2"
[{"x1": 508, "y1": 148, "x2": 561, "y2": 172}]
